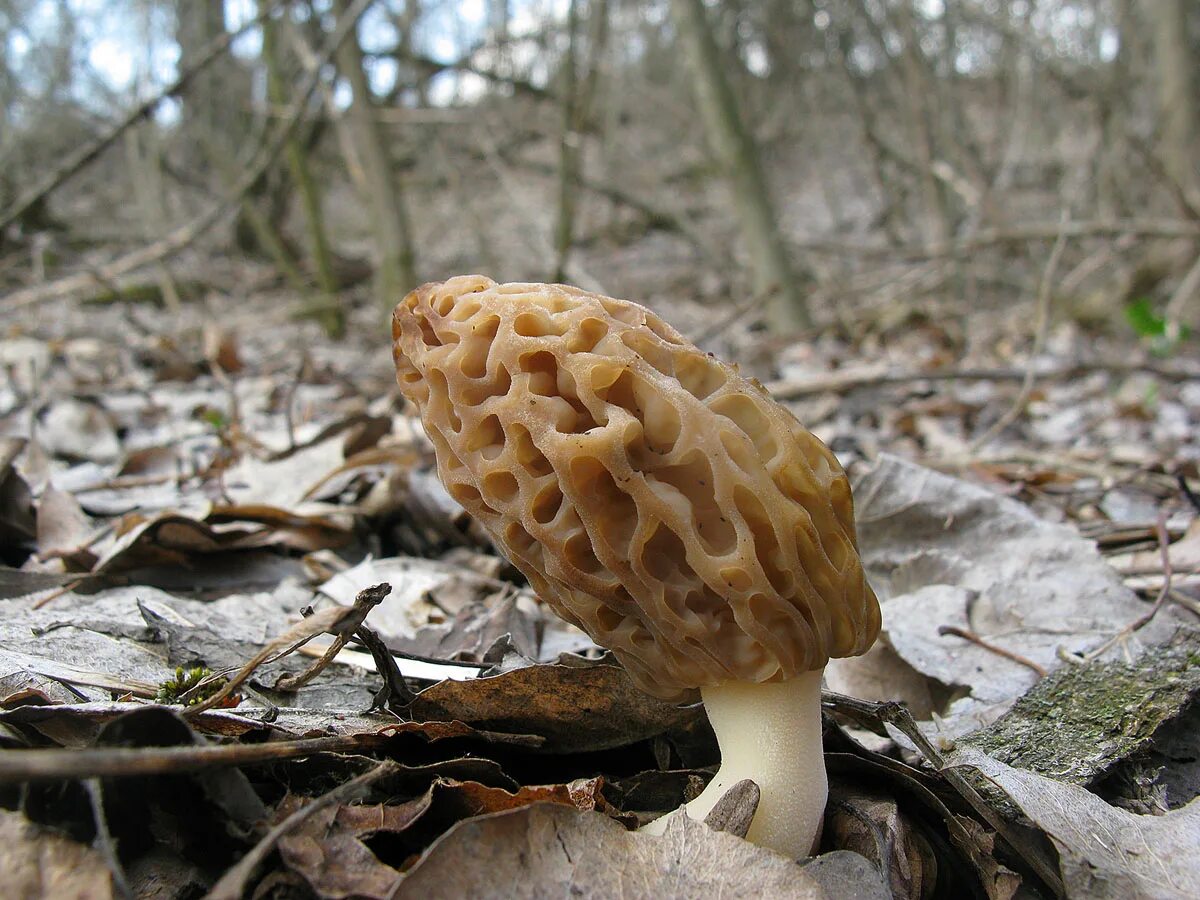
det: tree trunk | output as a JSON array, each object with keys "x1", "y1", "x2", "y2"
[
  {"x1": 491, "y1": 0, "x2": 512, "y2": 83},
  {"x1": 264, "y1": 18, "x2": 337, "y2": 295},
  {"x1": 552, "y1": 0, "x2": 582, "y2": 283},
  {"x1": 891, "y1": 3, "x2": 954, "y2": 245},
  {"x1": 1150, "y1": 0, "x2": 1198, "y2": 204},
  {"x1": 670, "y1": 0, "x2": 811, "y2": 332},
  {"x1": 386, "y1": 0, "x2": 427, "y2": 107},
  {"x1": 1095, "y1": 0, "x2": 1133, "y2": 219},
  {"x1": 333, "y1": 0, "x2": 417, "y2": 308},
  {"x1": 263, "y1": 13, "x2": 342, "y2": 337},
  {"x1": 174, "y1": 1, "x2": 247, "y2": 170}
]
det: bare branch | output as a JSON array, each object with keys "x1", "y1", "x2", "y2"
[
  {"x1": 1, "y1": 0, "x2": 377, "y2": 312},
  {"x1": 0, "y1": 1, "x2": 290, "y2": 234},
  {"x1": 0, "y1": 733, "x2": 387, "y2": 783},
  {"x1": 766, "y1": 359, "x2": 1200, "y2": 401}
]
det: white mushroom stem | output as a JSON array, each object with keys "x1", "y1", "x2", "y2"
[{"x1": 642, "y1": 670, "x2": 827, "y2": 859}]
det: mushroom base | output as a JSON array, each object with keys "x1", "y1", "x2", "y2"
[{"x1": 642, "y1": 670, "x2": 827, "y2": 859}]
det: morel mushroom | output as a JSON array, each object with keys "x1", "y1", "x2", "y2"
[{"x1": 392, "y1": 276, "x2": 881, "y2": 859}]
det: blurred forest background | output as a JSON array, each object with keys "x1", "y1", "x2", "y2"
[
  {"x1": 2, "y1": 0, "x2": 1197, "y2": 349},
  {"x1": 2, "y1": 6, "x2": 1200, "y2": 896}
]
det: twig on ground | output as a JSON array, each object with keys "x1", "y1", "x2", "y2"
[
  {"x1": 1056, "y1": 645, "x2": 1088, "y2": 666},
  {"x1": 970, "y1": 208, "x2": 1071, "y2": 451},
  {"x1": 207, "y1": 360, "x2": 246, "y2": 445},
  {"x1": 931, "y1": 448, "x2": 1182, "y2": 494},
  {"x1": 280, "y1": 357, "x2": 309, "y2": 451},
  {"x1": 1082, "y1": 513, "x2": 1176, "y2": 662},
  {"x1": 938, "y1": 625, "x2": 1048, "y2": 677},
  {"x1": 792, "y1": 218, "x2": 1200, "y2": 260},
  {"x1": 765, "y1": 359, "x2": 1199, "y2": 401},
  {"x1": 0, "y1": 733, "x2": 387, "y2": 783},
  {"x1": 205, "y1": 759, "x2": 400, "y2": 900},
  {"x1": 821, "y1": 691, "x2": 1065, "y2": 897},
  {"x1": 1167, "y1": 588, "x2": 1200, "y2": 618},
  {"x1": 275, "y1": 583, "x2": 391, "y2": 692},
  {"x1": 70, "y1": 472, "x2": 182, "y2": 494},
  {"x1": 31, "y1": 577, "x2": 89, "y2": 610},
  {"x1": 269, "y1": 411, "x2": 374, "y2": 463},
  {"x1": 181, "y1": 604, "x2": 357, "y2": 715},
  {"x1": 353, "y1": 618, "x2": 417, "y2": 712}
]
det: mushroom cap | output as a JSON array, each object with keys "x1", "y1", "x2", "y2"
[{"x1": 393, "y1": 276, "x2": 880, "y2": 701}]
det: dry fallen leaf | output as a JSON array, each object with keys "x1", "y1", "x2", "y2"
[
  {"x1": 409, "y1": 657, "x2": 700, "y2": 753},
  {"x1": 222, "y1": 434, "x2": 348, "y2": 510},
  {"x1": 426, "y1": 776, "x2": 629, "y2": 825},
  {"x1": 957, "y1": 748, "x2": 1200, "y2": 900},
  {"x1": 824, "y1": 784, "x2": 936, "y2": 899},
  {"x1": 0, "y1": 566, "x2": 80, "y2": 600},
  {"x1": 1109, "y1": 518, "x2": 1200, "y2": 593},
  {"x1": 824, "y1": 743, "x2": 1023, "y2": 900},
  {"x1": 276, "y1": 792, "x2": 432, "y2": 900},
  {"x1": 317, "y1": 555, "x2": 487, "y2": 641},
  {"x1": 0, "y1": 438, "x2": 36, "y2": 557},
  {"x1": 397, "y1": 802, "x2": 890, "y2": 899},
  {"x1": 202, "y1": 322, "x2": 243, "y2": 373},
  {"x1": 963, "y1": 630, "x2": 1200, "y2": 788},
  {"x1": 34, "y1": 483, "x2": 97, "y2": 565},
  {"x1": 38, "y1": 398, "x2": 122, "y2": 463},
  {"x1": 84, "y1": 503, "x2": 353, "y2": 577},
  {"x1": 0, "y1": 809, "x2": 113, "y2": 899},
  {"x1": 836, "y1": 454, "x2": 1186, "y2": 739}
]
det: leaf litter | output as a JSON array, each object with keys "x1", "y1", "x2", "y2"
[{"x1": 1, "y1": 291, "x2": 1198, "y2": 899}]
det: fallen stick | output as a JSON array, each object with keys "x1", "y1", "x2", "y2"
[{"x1": 766, "y1": 360, "x2": 1200, "y2": 400}]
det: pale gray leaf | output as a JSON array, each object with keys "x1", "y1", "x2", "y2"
[
  {"x1": 840, "y1": 454, "x2": 1187, "y2": 739},
  {"x1": 0, "y1": 809, "x2": 113, "y2": 899},
  {"x1": 957, "y1": 748, "x2": 1200, "y2": 900},
  {"x1": 397, "y1": 803, "x2": 889, "y2": 899}
]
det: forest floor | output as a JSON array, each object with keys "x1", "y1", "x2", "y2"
[{"x1": 1, "y1": 255, "x2": 1199, "y2": 899}]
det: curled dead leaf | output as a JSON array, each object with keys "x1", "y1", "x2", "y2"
[{"x1": 409, "y1": 657, "x2": 701, "y2": 752}]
